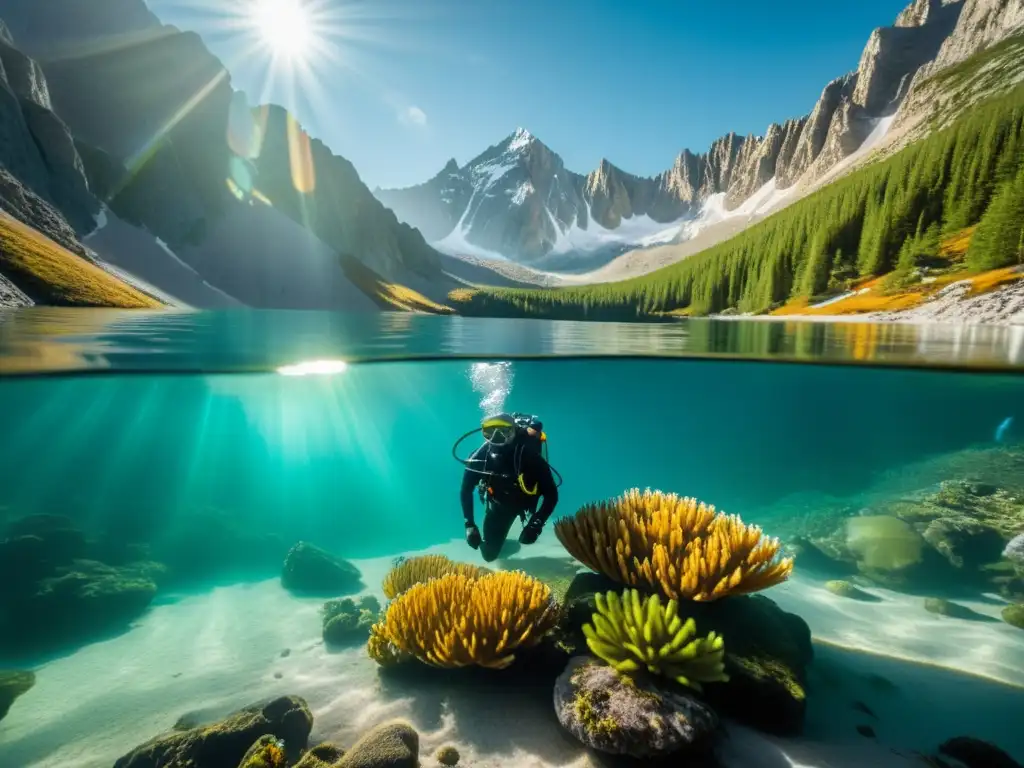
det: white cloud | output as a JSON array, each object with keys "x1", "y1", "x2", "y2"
[{"x1": 400, "y1": 105, "x2": 427, "y2": 126}]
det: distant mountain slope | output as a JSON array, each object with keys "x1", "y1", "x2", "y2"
[
  {"x1": 379, "y1": 0, "x2": 1024, "y2": 275},
  {"x1": 0, "y1": 0, "x2": 450, "y2": 309},
  {"x1": 449, "y1": 53, "x2": 1024, "y2": 322}
]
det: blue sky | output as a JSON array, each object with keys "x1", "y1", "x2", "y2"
[{"x1": 147, "y1": 0, "x2": 910, "y2": 190}]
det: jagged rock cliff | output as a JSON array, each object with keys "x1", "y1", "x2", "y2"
[
  {"x1": 0, "y1": 0, "x2": 442, "y2": 282},
  {"x1": 0, "y1": 20, "x2": 99, "y2": 250},
  {"x1": 379, "y1": 0, "x2": 1024, "y2": 267}
]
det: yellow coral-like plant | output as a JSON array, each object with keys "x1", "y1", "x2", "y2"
[
  {"x1": 382, "y1": 554, "x2": 491, "y2": 600},
  {"x1": 554, "y1": 488, "x2": 793, "y2": 601},
  {"x1": 583, "y1": 589, "x2": 728, "y2": 692},
  {"x1": 368, "y1": 570, "x2": 559, "y2": 669}
]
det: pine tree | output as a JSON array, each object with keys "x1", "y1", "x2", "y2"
[{"x1": 966, "y1": 167, "x2": 1024, "y2": 271}]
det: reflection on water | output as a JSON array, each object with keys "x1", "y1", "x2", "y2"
[{"x1": 3, "y1": 308, "x2": 1024, "y2": 376}]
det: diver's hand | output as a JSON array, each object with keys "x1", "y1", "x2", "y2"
[
  {"x1": 465, "y1": 524, "x2": 482, "y2": 549},
  {"x1": 519, "y1": 516, "x2": 544, "y2": 545}
]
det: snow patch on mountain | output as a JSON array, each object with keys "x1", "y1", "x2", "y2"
[{"x1": 546, "y1": 203, "x2": 688, "y2": 256}]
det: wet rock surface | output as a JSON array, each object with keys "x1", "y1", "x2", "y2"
[
  {"x1": 281, "y1": 541, "x2": 364, "y2": 596},
  {"x1": 559, "y1": 572, "x2": 812, "y2": 735},
  {"x1": 0, "y1": 669, "x2": 34, "y2": 721},
  {"x1": 113, "y1": 695, "x2": 314, "y2": 768},
  {"x1": 553, "y1": 656, "x2": 719, "y2": 757},
  {"x1": 337, "y1": 721, "x2": 419, "y2": 768}
]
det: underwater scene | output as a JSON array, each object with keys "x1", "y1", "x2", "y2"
[{"x1": 1, "y1": 314, "x2": 1024, "y2": 768}]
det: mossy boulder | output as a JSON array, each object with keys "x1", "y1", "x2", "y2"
[
  {"x1": 553, "y1": 656, "x2": 718, "y2": 757},
  {"x1": 0, "y1": 669, "x2": 35, "y2": 721},
  {"x1": 282, "y1": 542, "x2": 363, "y2": 596},
  {"x1": 322, "y1": 596, "x2": 380, "y2": 648},
  {"x1": 113, "y1": 695, "x2": 313, "y2": 768},
  {"x1": 294, "y1": 743, "x2": 345, "y2": 768},
  {"x1": 825, "y1": 580, "x2": 880, "y2": 601},
  {"x1": 434, "y1": 745, "x2": 460, "y2": 766},
  {"x1": 558, "y1": 572, "x2": 812, "y2": 735},
  {"x1": 1001, "y1": 604, "x2": 1024, "y2": 630},
  {"x1": 0, "y1": 559, "x2": 160, "y2": 656},
  {"x1": 924, "y1": 598, "x2": 993, "y2": 622},
  {"x1": 338, "y1": 721, "x2": 418, "y2": 768}
]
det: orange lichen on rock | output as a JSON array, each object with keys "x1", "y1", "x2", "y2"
[
  {"x1": 381, "y1": 554, "x2": 491, "y2": 600},
  {"x1": 368, "y1": 570, "x2": 559, "y2": 669},
  {"x1": 554, "y1": 488, "x2": 793, "y2": 602}
]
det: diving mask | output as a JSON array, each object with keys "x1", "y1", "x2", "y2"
[{"x1": 481, "y1": 413, "x2": 517, "y2": 446}]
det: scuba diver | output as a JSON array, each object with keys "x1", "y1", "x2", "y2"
[{"x1": 453, "y1": 412, "x2": 561, "y2": 562}]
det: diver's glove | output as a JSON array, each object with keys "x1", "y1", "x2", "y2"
[
  {"x1": 519, "y1": 516, "x2": 544, "y2": 545},
  {"x1": 465, "y1": 523, "x2": 482, "y2": 549}
]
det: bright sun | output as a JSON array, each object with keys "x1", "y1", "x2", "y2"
[{"x1": 253, "y1": 0, "x2": 313, "y2": 59}]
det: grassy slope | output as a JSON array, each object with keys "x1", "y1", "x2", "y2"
[
  {"x1": 0, "y1": 214, "x2": 162, "y2": 308},
  {"x1": 339, "y1": 253, "x2": 454, "y2": 314},
  {"x1": 449, "y1": 34, "x2": 1024, "y2": 321}
]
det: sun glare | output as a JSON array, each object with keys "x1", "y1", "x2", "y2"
[{"x1": 253, "y1": 0, "x2": 313, "y2": 59}]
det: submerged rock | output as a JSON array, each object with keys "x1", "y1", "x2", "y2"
[
  {"x1": 938, "y1": 736, "x2": 1024, "y2": 768},
  {"x1": 114, "y1": 695, "x2": 313, "y2": 768},
  {"x1": 825, "y1": 580, "x2": 881, "y2": 601},
  {"x1": 282, "y1": 542, "x2": 363, "y2": 596},
  {"x1": 0, "y1": 669, "x2": 35, "y2": 721},
  {"x1": 1, "y1": 559, "x2": 159, "y2": 655},
  {"x1": 1001, "y1": 604, "x2": 1024, "y2": 630},
  {"x1": 338, "y1": 721, "x2": 418, "y2": 768},
  {"x1": 559, "y1": 573, "x2": 813, "y2": 735},
  {"x1": 322, "y1": 596, "x2": 379, "y2": 647},
  {"x1": 294, "y1": 743, "x2": 346, "y2": 768},
  {"x1": 924, "y1": 598, "x2": 994, "y2": 622},
  {"x1": 553, "y1": 656, "x2": 718, "y2": 757},
  {"x1": 434, "y1": 744, "x2": 460, "y2": 766}
]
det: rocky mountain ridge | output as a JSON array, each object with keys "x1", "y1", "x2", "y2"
[{"x1": 377, "y1": 0, "x2": 1023, "y2": 268}]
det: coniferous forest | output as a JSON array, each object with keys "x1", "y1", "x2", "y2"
[{"x1": 449, "y1": 70, "x2": 1024, "y2": 321}]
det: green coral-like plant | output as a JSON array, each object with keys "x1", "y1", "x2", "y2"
[{"x1": 582, "y1": 589, "x2": 729, "y2": 692}]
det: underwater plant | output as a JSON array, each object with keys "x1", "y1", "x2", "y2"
[
  {"x1": 554, "y1": 488, "x2": 793, "y2": 601},
  {"x1": 381, "y1": 554, "x2": 491, "y2": 599},
  {"x1": 582, "y1": 589, "x2": 728, "y2": 692},
  {"x1": 367, "y1": 570, "x2": 559, "y2": 669}
]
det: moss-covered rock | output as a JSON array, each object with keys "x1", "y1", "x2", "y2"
[
  {"x1": 282, "y1": 542, "x2": 363, "y2": 597},
  {"x1": 825, "y1": 580, "x2": 880, "y2": 601},
  {"x1": 113, "y1": 695, "x2": 313, "y2": 768},
  {"x1": 1001, "y1": 604, "x2": 1024, "y2": 630},
  {"x1": 338, "y1": 721, "x2": 418, "y2": 768},
  {"x1": 553, "y1": 656, "x2": 718, "y2": 757},
  {"x1": 1, "y1": 559, "x2": 160, "y2": 656},
  {"x1": 294, "y1": 743, "x2": 345, "y2": 768},
  {"x1": 924, "y1": 598, "x2": 993, "y2": 622},
  {"x1": 558, "y1": 572, "x2": 812, "y2": 735},
  {"x1": 0, "y1": 669, "x2": 34, "y2": 721},
  {"x1": 434, "y1": 744, "x2": 460, "y2": 766},
  {"x1": 322, "y1": 597, "x2": 379, "y2": 648}
]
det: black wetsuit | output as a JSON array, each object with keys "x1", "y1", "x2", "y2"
[{"x1": 460, "y1": 440, "x2": 559, "y2": 562}]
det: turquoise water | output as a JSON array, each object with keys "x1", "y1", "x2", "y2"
[
  {"x1": 1, "y1": 311, "x2": 1023, "y2": 768},
  {"x1": 0, "y1": 359, "x2": 1021, "y2": 559}
]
